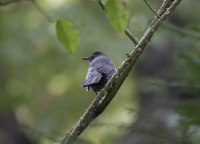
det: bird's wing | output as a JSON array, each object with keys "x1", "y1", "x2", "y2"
[
  {"x1": 81, "y1": 67, "x2": 103, "y2": 87},
  {"x1": 97, "y1": 64, "x2": 116, "y2": 81}
]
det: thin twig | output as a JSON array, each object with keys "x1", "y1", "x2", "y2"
[
  {"x1": 32, "y1": 0, "x2": 54, "y2": 22},
  {"x1": 60, "y1": 0, "x2": 182, "y2": 144},
  {"x1": 125, "y1": 28, "x2": 138, "y2": 45},
  {"x1": 143, "y1": 0, "x2": 160, "y2": 18}
]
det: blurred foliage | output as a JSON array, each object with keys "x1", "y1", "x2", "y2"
[{"x1": 0, "y1": 0, "x2": 200, "y2": 144}]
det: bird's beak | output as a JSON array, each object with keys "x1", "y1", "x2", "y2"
[{"x1": 83, "y1": 57, "x2": 89, "y2": 60}]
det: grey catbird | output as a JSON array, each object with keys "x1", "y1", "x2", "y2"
[{"x1": 81, "y1": 51, "x2": 116, "y2": 95}]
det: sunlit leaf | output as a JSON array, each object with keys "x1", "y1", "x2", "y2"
[
  {"x1": 105, "y1": 0, "x2": 130, "y2": 35},
  {"x1": 56, "y1": 19, "x2": 79, "y2": 53}
]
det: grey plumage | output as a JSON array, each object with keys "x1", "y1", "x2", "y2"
[{"x1": 81, "y1": 51, "x2": 116, "y2": 94}]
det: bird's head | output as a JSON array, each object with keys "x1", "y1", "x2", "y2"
[{"x1": 83, "y1": 51, "x2": 104, "y2": 62}]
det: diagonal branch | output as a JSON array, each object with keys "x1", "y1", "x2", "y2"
[
  {"x1": 60, "y1": 0, "x2": 182, "y2": 144},
  {"x1": 148, "y1": 0, "x2": 174, "y2": 28}
]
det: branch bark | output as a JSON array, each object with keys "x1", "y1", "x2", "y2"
[{"x1": 60, "y1": 0, "x2": 182, "y2": 144}]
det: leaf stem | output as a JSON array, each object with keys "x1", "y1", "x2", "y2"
[
  {"x1": 143, "y1": 0, "x2": 160, "y2": 18},
  {"x1": 32, "y1": 0, "x2": 54, "y2": 22}
]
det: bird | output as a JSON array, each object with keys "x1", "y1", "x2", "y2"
[{"x1": 81, "y1": 51, "x2": 116, "y2": 95}]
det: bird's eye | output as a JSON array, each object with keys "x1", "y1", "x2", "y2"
[{"x1": 91, "y1": 56, "x2": 94, "y2": 59}]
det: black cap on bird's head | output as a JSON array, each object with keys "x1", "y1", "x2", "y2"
[{"x1": 83, "y1": 51, "x2": 104, "y2": 62}]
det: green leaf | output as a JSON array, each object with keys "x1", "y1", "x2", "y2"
[
  {"x1": 56, "y1": 19, "x2": 79, "y2": 53},
  {"x1": 105, "y1": 0, "x2": 130, "y2": 35}
]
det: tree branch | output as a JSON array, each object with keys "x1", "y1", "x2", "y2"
[
  {"x1": 60, "y1": 0, "x2": 182, "y2": 144},
  {"x1": 148, "y1": 0, "x2": 174, "y2": 28}
]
